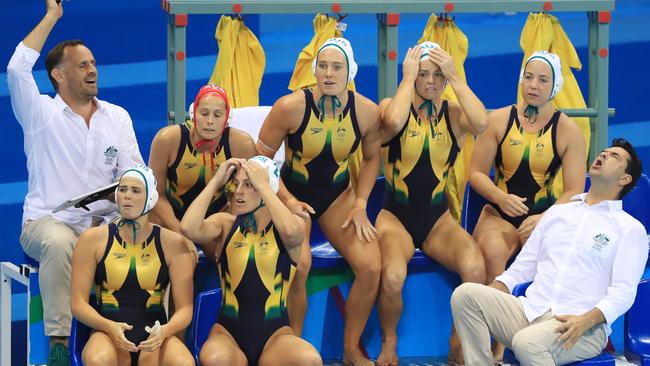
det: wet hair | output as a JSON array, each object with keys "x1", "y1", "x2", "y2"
[
  {"x1": 611, "y1": 138, "x2": 642, "y2": 199},
  {"x1": 45, "y1": 40, "x2": 85, "y2": 92}
]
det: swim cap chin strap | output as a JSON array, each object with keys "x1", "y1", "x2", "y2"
[
  {"x1": 242, "y1": 199, "x2": 265, "y2": 233},
  {"x1": 317, "y1": 95, "x2": 342, "y2": 122}
]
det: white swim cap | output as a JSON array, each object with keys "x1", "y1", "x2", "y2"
[
  {"x1": 116, "y1": 164, "x2": 159, "y2": 215},
  {"x1": 248, "y1": 156, "x2": 280, "y2": 194},
  {"x1": 312, "y1": 37, "x2": 358, "y2": 83},
  {"x1": 418, "y1": 41, "x2": 441, "y2": 62},
  {"x1": 520, "y1": 51, "x2": 564, "y2": 100}
]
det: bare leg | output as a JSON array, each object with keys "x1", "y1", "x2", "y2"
[
  {"x1": 375, "y1": 210, "x2": 415, "y2": 366},
  {"x1": 82, "y1": 331, "x2": 130, "y2": 366},
  {"x1": 199, "y1": 324, "x2": 248, "y2": 366},
  {"x1": 287, "y1": 222, "x2": 312, "y2": 336},
  {"x1": 421, "y1": 211, "x2": 487, "y2": 365},
  {"x1": 258, "y1": 326, "x2": 322, "y2": 366},
  {"x1": 318, "y1": 187, "x2": 381, "y2": 366},
  {"x1": 137, "y1": 335, "x2": 193, "y2": 366}
]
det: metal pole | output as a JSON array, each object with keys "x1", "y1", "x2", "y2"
[
  {"x1": 0, "y1": 263, "x2": 31, "y2": 366},
  {"x1": 0, "y1": 265, "x2": 12, "y2": 366},
  {"x1": 595, "y1": 12, "x2": 610, "y2": 159},
  {"x1": 168, "y1": 14, "x2": 188, "y2": 125},
  {"x1": 377, "y1": 13, "x2": 399, "y2": 101}
]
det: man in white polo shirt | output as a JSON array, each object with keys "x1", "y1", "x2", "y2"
[
  {"x1": 6, "y1": 0, "x2": 143, "y2": 364},
  {"x1": 451, "y1": 138, "x2": 647, "y2": 365}
]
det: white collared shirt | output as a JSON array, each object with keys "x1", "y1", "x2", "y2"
[
  {"x1": 7, "y1": 42, "x2": 143, "y2": 233},
  {"x1": 496, "y1": 193, "x2": 648, "y2": 335}
]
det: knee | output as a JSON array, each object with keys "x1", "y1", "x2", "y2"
[
  {"x1": 199, "y1": 349, "x2": 236, "y2": 366},
  {"x1": 175, "y1": 357, "x2": 195, "y2": 366},
  {"x1": 353, "y1": 258, "x2": 381, "y2": 285},
  {"x1": 511, "y1": 330, "x2": 544, "y2": 361},
  {"x1": 167, "y1": 352, "x2": 195, "y2": 366},
  {"x1": 84, "y1": 349, "x2": 117, "y2": 366},
  {"x1": 458, "y1": 255, "x2": 486, "y2": 284},
  {"x1": 40, "y1": 232, "x2": 75, "y2": 261},
  {"x1": 451, "y1": 282, "x2": 481, "y2": 310},
  {"x1": 380, "y1": 266, "x2": 407, "y2": 297},
  {"x1": 295, "y1": 348, "x2": 322, "y2": 366}
]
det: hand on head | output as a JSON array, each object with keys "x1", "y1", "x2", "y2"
[
  {"x1": 425, "y1": 47, "x2": 457, "y2": 80},
  {"x1": 212, "y1": 158, "x2": 246, "y2": 188},
  {"x1": 402, "y1": 46, "x2": 423, "y2": 82}
]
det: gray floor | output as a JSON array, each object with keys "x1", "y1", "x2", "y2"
[{"x1": 322, "y1": 354, "x2": 635, "y2": 365}]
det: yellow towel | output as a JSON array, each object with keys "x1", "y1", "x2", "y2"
[{"x1": 209, "y1": 16, "x2": 266, "y2": 108}]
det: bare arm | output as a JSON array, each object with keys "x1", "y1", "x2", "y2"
[
  {"x1": 180, "y1": 158, "x2": 243, "y2": 245},
  {"x1": 256, "y1": 93, "x2": 315, "y2": 216},
  {"x1": 428, "y1": 47, "x2": 488, "y2": 137},
  {"x1": 380, "y1": 47, "x2": 421, "y2": 141},
  {"x1": 230, "y1": 128, "x2": 258, "y2": 159},
  {"x1": 469, "y1": 108, "x2": 507, "y2": 204},
  {"x1": 341, "y1": 95, "x2": 381, "y2": 242},
  {"x1": 241, "y1": 161, "x2": 305, "y2": 263},
  {"x1": 23, "y1": 0, "x2": 62, "y2": 53},
  {"x1": 149, "y1": 126, "x2": 182, "y2": 232}
]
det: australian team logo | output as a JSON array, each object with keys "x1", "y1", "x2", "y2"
[
  {"x1": 337, "y1": 126, "x2": 346, "y2": 138},
  {"x1": 141, "y1": 252, "x2": 152, "y2": 264},
  {"x1": 509, "y1": 138, "x2": 522, "y2": 146},
  {"x1": 591, "y1": 233, "x2": 611, "y2": 252},
  {"x1": 104, "y1": 146, "x2": 118, "y2": 165}
]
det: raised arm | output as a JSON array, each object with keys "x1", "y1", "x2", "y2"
[
  {"x1": 380, "y1": 47, "x2": 421, "y2": 141},
  {"x1": 7, "y1": 0, "x2": 63, "y2": 130},
  {"x1": 23, "y1": 0, "x2": 62, "y2": 53},
  {"x1": 428, "y1": 47, "x2": 488, "y2": 137},
  {"x1": 180, "y1": 158, "x2": 244, "y2": 245},
  {"x1": 71, "y1": 227, "x2": 138, "y2": 353},
  {"x1": 241, "y1": 161, "x2": 305, "y2": 263}
]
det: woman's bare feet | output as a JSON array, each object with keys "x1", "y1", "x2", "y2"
[{"x1": 376, "y1": 338, "x2": 399, "y2": 366}]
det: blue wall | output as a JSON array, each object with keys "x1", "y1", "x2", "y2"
[{"x1": 1, "y1": 0, "x2": 649, "y2": 359}]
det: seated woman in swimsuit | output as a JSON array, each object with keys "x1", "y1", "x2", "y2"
[
  {"x1": 148, "y1": 84, "x2": 256, "y2": 261},
  {"x1": 71, "y1": 165, "x2": 195, "y2": 365},
  {"x1": 257, "y1": 37, "x2": 382, "y2": 366},
  {"x1": 469, "y1": 50, "x2": 586, "y2": 362},
  {"x1": 376, "y1": 42, "x2": 489, "y2": 366},
  {"x1": 180, "y1": 156, "x2": 322, "y2": 366}
]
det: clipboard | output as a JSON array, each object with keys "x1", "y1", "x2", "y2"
[{"x1": 52, "y1": 182, "x2": 118, "y2": 213}]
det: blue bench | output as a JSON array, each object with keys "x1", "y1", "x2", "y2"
[{"x1": 625, "y1": 277, "x2": 650, "y2": 365}]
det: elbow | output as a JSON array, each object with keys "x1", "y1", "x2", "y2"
[
  {"x1": 179, "y1": 221, "x2": 193, "y2": 241},
  {"x1": 283, "y1": 221, "x2": 305, "y2": 247},
  {"x1": 473, "y1": 117, "x2": 489, "y2": 135}
]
